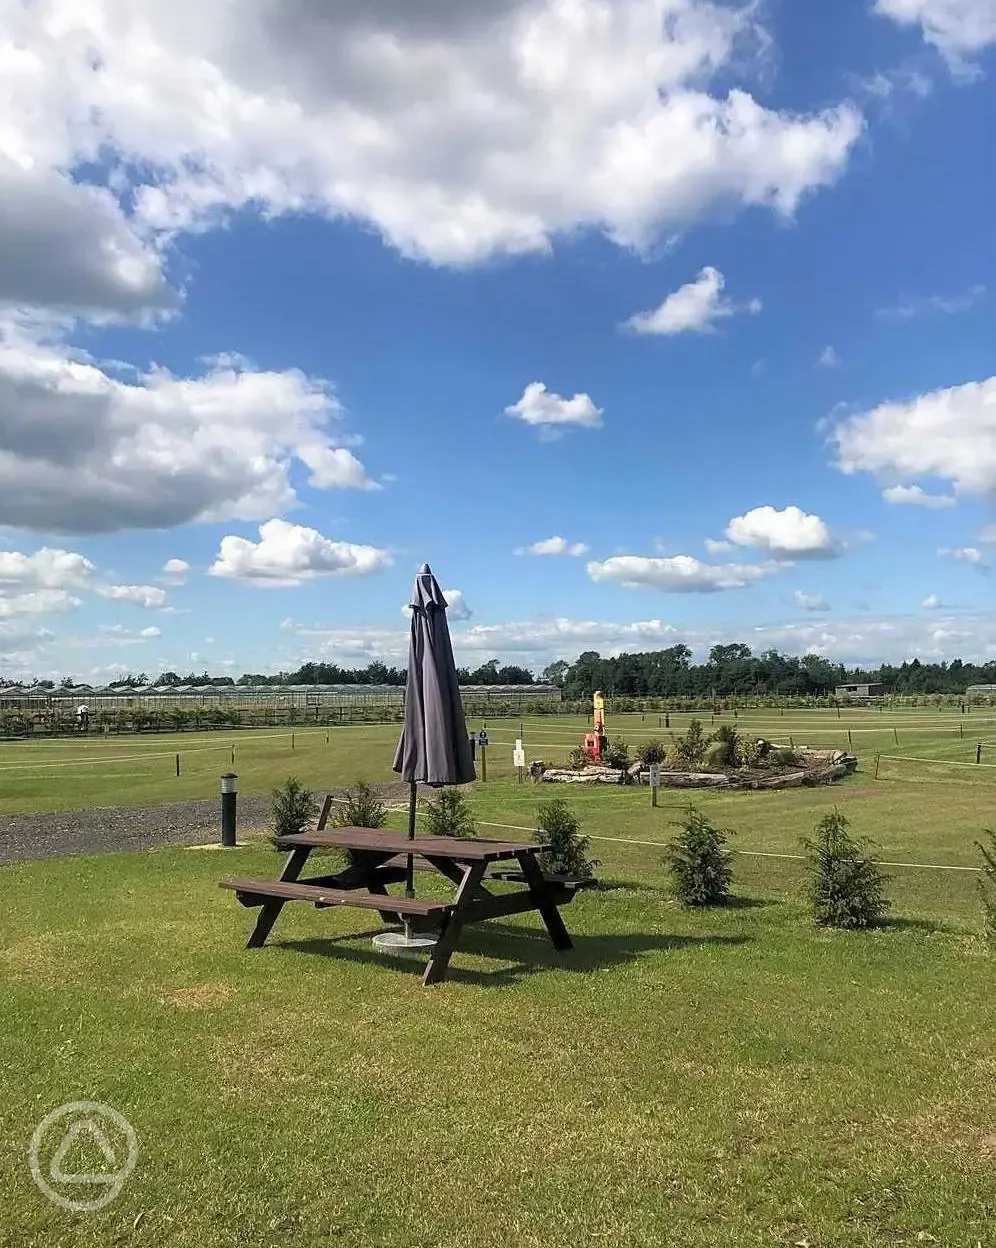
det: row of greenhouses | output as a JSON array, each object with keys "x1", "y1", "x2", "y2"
[{"x1": 0, "y1": 683, "x2": 560, "y2": 711}]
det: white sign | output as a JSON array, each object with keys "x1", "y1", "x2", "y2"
[
  {"x1": 649, "y1": 763, "x2": 661, "y2": 788},
  {"x1": 515, "y1": 738, "x2": 523, "y2": 751},
  {"x1": 513, "y1": 748, "x2": 526, "y2": 769}
]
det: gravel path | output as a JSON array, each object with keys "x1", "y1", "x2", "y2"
[{"x1": 0, "y1": 782, "x2": 424, "y2": 866}]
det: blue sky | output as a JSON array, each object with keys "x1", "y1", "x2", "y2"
[{"x1": 0, "y1": 0, "x2": 994, "y2": 680}]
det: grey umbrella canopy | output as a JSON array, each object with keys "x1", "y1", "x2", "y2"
[{"x1": 393, "y1": 564, "x2": 476, "y2": 788}]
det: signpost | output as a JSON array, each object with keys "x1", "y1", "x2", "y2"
[
  {"x1": 513, "y1": 738, "x2": 526, "y2": 783},
  {"x1": 649, "y1": 762, "x2": 661, "y2": 808},
  {"x1": 478, "y1": 730, "x2": 489, "y2": 781}
]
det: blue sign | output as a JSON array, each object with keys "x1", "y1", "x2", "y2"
[{"x1": 478, "y1": 731, "x2": 489, "y2": 747}]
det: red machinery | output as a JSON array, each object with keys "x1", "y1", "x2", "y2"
[{"x1": 583, "y1": 690, "x2": 607, "y2": 761}]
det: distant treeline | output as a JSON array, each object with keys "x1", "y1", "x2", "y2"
[
  {"x1": 13, "y1": 657, "x2": 537, "y2": 691},
  {"x1": 10, "y1": 645, "x2": 996, "y2": 697},
  {"x1": 554, "y1": 645, "x2": 996, "y2": 699}
]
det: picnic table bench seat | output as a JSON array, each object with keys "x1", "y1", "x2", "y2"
[
  {"x1": 486, "y1": 867, "x2": 597, "y2": 891},
  {"x1": 219, "y1": 876, "x2": 454, "y2": 917}
]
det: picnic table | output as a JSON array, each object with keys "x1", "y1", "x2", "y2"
[{"x1": 220, "y1": 826, "x2": 579, "y2": 985}]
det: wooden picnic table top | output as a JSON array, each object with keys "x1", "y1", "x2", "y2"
[{"x1": 274, "y1": 826, "x2": 547, "y2": 863}]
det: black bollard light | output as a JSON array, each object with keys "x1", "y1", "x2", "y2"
[{"x1": 221, "y1": 772, "x2": 238, "y2": 847}]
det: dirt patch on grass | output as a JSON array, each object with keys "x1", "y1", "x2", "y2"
[
  {"x1": 0, "y1": 937, "x2": 70, "y2": 987},
  {"x1": 161, "y1": 983, "x2": 235, "y2": 1011},
  {"x1": 886, "y1": 1109, "x2": 996, "y2": 1160}
]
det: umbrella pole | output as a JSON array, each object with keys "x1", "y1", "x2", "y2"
[{"x1": 405, "y1": 780, "x2": 416, "y2": 937}]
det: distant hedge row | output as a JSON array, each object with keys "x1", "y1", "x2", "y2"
[{"x1": 3, "y1": 691, "x2": 995, "y2": 739}]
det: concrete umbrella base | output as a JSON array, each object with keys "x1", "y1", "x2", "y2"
[{"x1": 372, "y1": 930, "x2": 438, "y2": 956}]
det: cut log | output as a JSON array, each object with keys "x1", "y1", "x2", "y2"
[
  {"x1": 756, "y1": 771, "x2": 807, "y2": 790},
  {"x1": 541, "y1": 766, "x2": 624, "y2": 785},
  {"x1": 657, "y1": 772, "x2": 730, "y2": 789}
]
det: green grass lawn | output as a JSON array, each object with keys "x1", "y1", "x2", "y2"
[
  {"x1": 2, "y1": 710, "x2": 995, "y2": 1246},
  {"x1": 3, "y1": 706, "x2": 996, "y2": 816}
]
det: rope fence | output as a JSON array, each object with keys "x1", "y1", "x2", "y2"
[
  {"x1": 323, "y1": 804, "x2": 983, "y2": 878},
  {"x1": 473, "y1": 820, "x2": 983, "y2": 875},
  {"x1": 0, "y1": 728, "x2": 331, "y2": 775}
]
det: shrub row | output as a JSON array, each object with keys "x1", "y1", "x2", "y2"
[
  {"x1": 665, "y1": 805, "x2": 996, "y2": 943},
  {"x1": 270, "y1": 777, "x2": 996, "y2": 943}
]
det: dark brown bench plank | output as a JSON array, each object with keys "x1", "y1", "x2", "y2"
[
  {"x1": 220, "y1": 877, "x2": 453, "y2": 917},
  {"x1": 487, "y1": 868, "x2": 598, "y2": 890},
  {"x1": 274, "y1": 828, "x2": 548, "y2": 862}
]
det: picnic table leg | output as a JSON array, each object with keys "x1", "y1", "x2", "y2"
[
  {"x1": 247, "y1": 846, "x2": 311, "y2": 949},
  {"x1": 366, "y1": 877, "x2": 409, "y2": 926},
  {"x1": 423, "y1": 854, "x2": 496, "y2": 899},
  {"x1": 515, "y1": 852, "x2": 574, "y2": 952},
  {"x1": 422, "y1": 860, "x2": 488, "y2": 986}
]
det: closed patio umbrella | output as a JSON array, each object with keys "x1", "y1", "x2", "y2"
[{"x1": 393, "y1": 564, "x2": 476, "y2": 921}]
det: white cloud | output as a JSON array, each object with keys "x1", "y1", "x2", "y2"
[
  {"x1": 0, "y1": 316, "x2": 378, "y2": 533},
  {"x1": 0, "y1": 165, "x2": 177, "y2": 320},
  {"x1": 703, "y1": 538, "x2": 734, "y2": 555},
  {"x1": 0, "y1": 547, "x2": 94, "y2": 619},
  {"x1": 162, "y1": 559, "x2": 191, "y2": 576},
  {"x1": 401, "y1": 588, "x2": 473, "y2": 621},
  {"x1": 882, "y1": 484, "x2": 957, "y2": 508},
  {"x1": 724, "y1": 505, "x2": 839, "y2": 558},
  {"x1": 980, "y1": 524, "x2": 996, "y2": 543},
  {"x1": 442, "y1": 589, "x2": 473, "y2": 622},
  {"x1": 874, "y1": 0, "x2": 996, "y2": 65},
  {"x1": 939, "y1": 546, "x2": 987, "y2": 565},
  {"x1": 209, "y1": 518, "x2": 391, "y2": 587},
  {"x1": 623, "y1": 266, "x2": 761, "y2": 336},
  {"x1": 504, "y1": 382, "x2": 603, "y2": 438},
  {"x1": 0, "y1": 589, "x2": 84, "y2": 619},
  {"x1": 281, "y1": 610, "x2": 996, "y2": 669},
  {"x1": 922, "y1": 593, "x2": 942, "y2": 609},
  {"x1": 95, "y1": 584, "x2": 169, "y2": 609},
  {"x1": 87, "y1": 623, "x2": 163, "y2": 645},
  {"x1": 878, "y1": 284, "x2": 987, "y2": 319},
  {"x1": 831, "y1": 376, "x2": 996, "y2": 499},
  {"x1": 0, "y1": 543, "x2": 170, "y2": 622},
  {"x1": 285, "y1": 614, "x2": 685, "y2": 667},
  {"x1": 587, "y1": 553, "x2": 784, "y2": 592},
  {"x1": 515, "y1": 536, "x2": 589, "y2": 557},
  {"x1": 856, "y1": 67, "x2": 934, "y2": 100},
  {"x1": 0, "y1": 0, "x2": 863, "y2": 301},
  {"x1": 0, "y1": 548, "x2": 96, "y2": 589},
  {"x1": 794, "y1": 590, "x2": 830, "y2": 612},
  {"x1": 818, "y1": 345, "x2": 840, "y2": 367}
]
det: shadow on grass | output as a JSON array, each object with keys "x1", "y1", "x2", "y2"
[
  {"x1": 278, "y1": 926, "x2": 751, "y2": 986},
  {"x1": 879, "y1": 914, "x2": 958, "y2": 935},
  {"x1": 588, "y1": 878, "x2": 654, "y2": 893},
  {"x1": 722, "y1": 894, "x2": 778, "y2": 911}
]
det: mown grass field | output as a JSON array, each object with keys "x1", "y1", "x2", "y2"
[
  {"x1": 3, "y1": 705, "x2": 996, "y2": 815},
  {"x1": 1, "y1": 708, "x2": 995, "y2": 1246}
]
